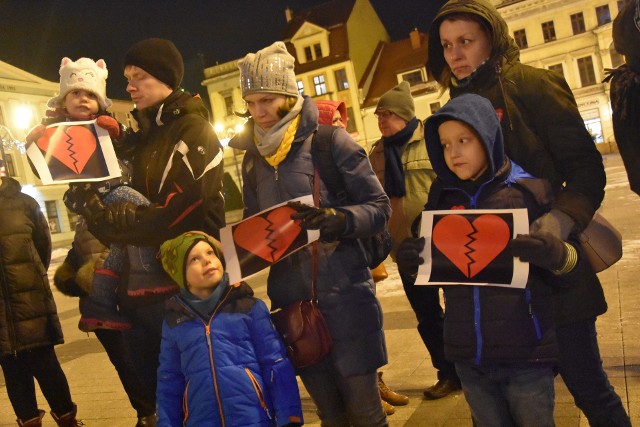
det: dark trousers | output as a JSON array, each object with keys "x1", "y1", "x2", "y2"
[
  {"x1": 123, "y1": 300, "x2": 166, "y2": 404},
  {"x1": 557, "y1": 318, "x2": 631, "y2": 427},
  {"x1": 95, "y1": 329, "x2": 156, "y2": 418},
  {"x1": 0, "y1": 345, "x2": 74, "y2": 421},
  {"x1": 400, "y1": 271, "x2": 459, "y2": 382}
]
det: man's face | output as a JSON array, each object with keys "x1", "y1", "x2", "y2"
[
  {"x1": 244, "y1": 93, "x2": 287, "y2": 131},
  {"x1": 124, "y1": 65, "x2": 173, "y2": 110},
  {"x1": 63, "y1": 90, "x2": 100, "y2": 120},
  {"x1": 376, "y1": 109, "x2": 407, "y2": 138}
]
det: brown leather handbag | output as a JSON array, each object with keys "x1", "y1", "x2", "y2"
[
  {"x1": 579, "y1": 212, "x2": 623, "y2": 273},
  {"x1": 270, "y1": 168, "x2": 333, "y2": 369}
]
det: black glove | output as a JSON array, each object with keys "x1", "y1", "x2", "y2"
[
  {"x1": 63, "y1": 185, "x2": 106, "y2": 222},
  {"x1": 510, "y1": 232, "x2": 568, "y2": 272},
  {"x1": 104, "y1": 201, "x2": 140, "y2": 230},
  {"x1": 288, "y1": 201, "x2": 346, "y2": 243},
  {"x1": 396, "y1": 237, "x2": 425, "y2": 277},
  {"x1": 529, "y1": 209, "x2": 575, "y2": 240}
]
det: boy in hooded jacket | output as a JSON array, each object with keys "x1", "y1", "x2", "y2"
[
  {"x1": 157, "y1": 231, "x2": 303, "y2": 427},
  {"x1": 397, "y1": 94, "x2": 584, "y2": 426}
]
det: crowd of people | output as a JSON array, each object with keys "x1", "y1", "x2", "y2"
[{"x1": 1, "y1": 0, "x2": 638, "y2": 426}]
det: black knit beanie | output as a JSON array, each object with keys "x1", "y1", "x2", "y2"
[{"x1": 124, "y1": 38, "x2": 184, "y2": 90}]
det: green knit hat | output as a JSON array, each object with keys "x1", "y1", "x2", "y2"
[
  {"x1": 375, "y1": 81, "x2": 415, "y2": 122},
  {"x1": 160, "y1": 231, "x2": 225, "y2": 289}
]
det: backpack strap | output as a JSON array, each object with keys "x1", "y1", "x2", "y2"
[{"x1": 311, "y1": 125, "x2": 348, "y2": 204}]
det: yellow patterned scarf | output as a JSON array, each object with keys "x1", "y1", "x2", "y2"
[{"x1": 256, "y1": 114, "x2": 301, "y2": 167}]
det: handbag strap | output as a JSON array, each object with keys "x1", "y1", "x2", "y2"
[{"x1": 310, "y1": 167, "x2": 321, "y2": 301}]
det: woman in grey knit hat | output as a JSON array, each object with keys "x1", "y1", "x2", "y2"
[{"x1": 230, "y1": 41, "x2": 392, "y2": 426}]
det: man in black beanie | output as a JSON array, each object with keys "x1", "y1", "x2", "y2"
[{"x1": 74, "y1": 37, "x2": 226, "y2": 426}]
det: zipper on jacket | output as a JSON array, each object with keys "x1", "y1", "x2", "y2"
[
  {"x1": 525, "y1": 289, "x2": 542, "y2": 340},
  {"x1": 245, "y1": 368, "x2": 273, "y2": 420},
  {"x1": 496, "y1": 64, "x2": 514, "y2": 132},
  {"x1": 473, "y1": 286, "x2": 483, "y2": 365},
  {"x1": 274, "y1": 165, "x2": 279, "y2": 182},
  {"x1": 182, "y1": 380, "x2": 190, "y2": 425}
]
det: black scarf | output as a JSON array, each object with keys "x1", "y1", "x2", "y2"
[{"x1": 383, "y1": 118, "x2": 419, "y2": 198}]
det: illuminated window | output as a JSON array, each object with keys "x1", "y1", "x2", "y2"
[
  {"x1": 297, "y1": 80, "x2": 305, "y2": 95},
  {"x1": 430, "y1": 102, "x2": 441, "y2": 115},
  {"x1": 313, "y1": 74, "x2": 327, "y2": 96}
]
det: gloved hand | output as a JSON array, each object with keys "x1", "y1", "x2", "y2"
[
  {"x1": 104, "y1": 201, "x2": 139, "y2": 230},
  {"x1": 396, "y1": 237, "x2": 425, "y2": 277},
  {"x1": 530, "y1": 209, "x2": 575, "y2": 240},
  {"x1": 288, "y1": 201, "x2": 346, "y2": 243},
  {"x1": 96, "y1": 115, "x2": 121, "y2": 140},
  {"x1": 63, "y1": 185, "x2": 106, "y2": 220},
  {"x1": 25, "y1": 124, "x2": 46, "y2": 145},
  {"x1": 510, "y1": 232, "x2": 569, "y2": 272}
]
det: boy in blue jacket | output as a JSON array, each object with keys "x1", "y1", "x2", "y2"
[
  {"x1": 158, "y1": 231, "x2": 303, "y2": 426},
  {"x1": 397, "y1": 94, "x2": 584, "y2": 427}
]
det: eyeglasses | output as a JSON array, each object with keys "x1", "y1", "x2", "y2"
[{"x1": 375, "y1": 110, "x2": 394, "y2": 120}]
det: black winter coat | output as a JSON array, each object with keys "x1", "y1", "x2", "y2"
[
  {"x1": 0, "y1": 177, "x2": 63, "y2": 356},
  {"x1": 90, "y1": 90, "x2": 225, "y2": 247}
]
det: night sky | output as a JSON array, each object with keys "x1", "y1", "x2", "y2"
[{"x1": 0, "y1": 0, "x2": 447, "y2": 102}]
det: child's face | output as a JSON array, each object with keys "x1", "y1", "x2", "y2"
[
  {"x1": 439, "y1": 119, "x2": 489, "y2": 181},
  {"x1": 185, "y1": 240, "x2": 224, "y2": 298},
  {"x1": 63, "y1": 90, "x2": 100, "y2": 119}
]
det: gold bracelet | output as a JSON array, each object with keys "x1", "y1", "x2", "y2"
[{"x1": 552, "y1": 243, "x2": 578, "y2": 275}]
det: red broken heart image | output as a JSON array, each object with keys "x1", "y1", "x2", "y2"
[
  {"x1": 233, "y1": 205, "x2": 303, "y2": 263},
  {"x1": 36, "y1": 125, "x2": 97, "y2": 174},
  {"x1": 432, "y1": 214, "x2": 511, "y2": 278}
]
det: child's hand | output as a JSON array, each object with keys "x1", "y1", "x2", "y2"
[
  {"x1": 96, "y1": 115, "x2": 121, "y2": 140},
  {"x1": 25, "y1": 124, "x2": 46, "y2": 144},
  {"x1": 396, "y1": 237, "x2": 425, "y2": 277}
]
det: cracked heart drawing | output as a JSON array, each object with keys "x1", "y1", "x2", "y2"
[
  {"x1": 36, "y1": 125, "x2": 97, "y2": 174},
  {"x1": 233, "y1": 205, "x2": 303, "y2": 264},
  {"x1": 432, "y1": 214, "x2": 511, "y2": 278}
]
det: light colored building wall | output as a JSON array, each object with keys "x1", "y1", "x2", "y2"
[
  {"x1": 346, "y1": 0, "x2": 389, "y2": 80},
  {"x1": 497, "y1": 0, "x2": 622, "y2": 153}
]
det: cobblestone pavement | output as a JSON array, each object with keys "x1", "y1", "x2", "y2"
[{"x1": 1, "y1": 153, "x2": 638, "y2": 426}]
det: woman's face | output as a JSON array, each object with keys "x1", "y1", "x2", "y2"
[
  {"x1": 244, "y1": 93, "x2": 287, "y2": 131},
  {"x1": 439, "y1": 18, "x2": 493, "y2": 80}
]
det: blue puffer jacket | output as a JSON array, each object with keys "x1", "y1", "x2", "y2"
[
  {"x1": 229, "y1": 96, "x2": 391, "y2": 377},
  {"x1": 156, "y1": 282, "x2": 303, "y2": 427}
]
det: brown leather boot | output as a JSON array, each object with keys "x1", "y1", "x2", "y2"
[
  {"x1": 381, "y1": 399, "x2": 395, "y2": 415},
  {"x1": 17, "y1": 410, "x2": 45, "y2": 427},
  {"x1": 378, "y1": 371, "x2": 409, "y2": 406},
  {"x1": 51, "y1": 404, "x2": 83, "y2": 427}
]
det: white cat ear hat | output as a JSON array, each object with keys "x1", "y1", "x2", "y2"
[{"x1": 47, "y1": 57, "x2": 112, "y2": 110}]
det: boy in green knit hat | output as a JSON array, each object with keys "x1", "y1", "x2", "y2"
[{"x1": 157, "y1": 231, "x2": 303, "y2": 426}]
